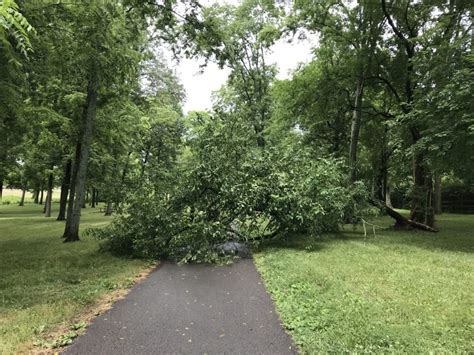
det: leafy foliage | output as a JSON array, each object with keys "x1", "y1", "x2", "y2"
[
  {"x1": 0, "y1": 0, "x2": 34, "y2": 63},
  {"x1": 92, "y1": 110, "x2": 370, "y2": 262}
]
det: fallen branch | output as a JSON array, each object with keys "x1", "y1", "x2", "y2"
[
  {"x1": 361, "y1": 218, "x2": 383, "y2": 239},
  {"x1": 369, "y1": 199, "x2": 438, "y2": 233}
]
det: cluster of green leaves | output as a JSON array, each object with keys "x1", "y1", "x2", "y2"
[
  {"x1": 0, "y1": 0, "x2": 34, "y2": 64},
  {"x1": 92, "y1": 109, "x2": 371, "y2": 262}
]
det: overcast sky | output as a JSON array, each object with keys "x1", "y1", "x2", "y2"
[
  {"x1": 165, "y1": 1, "x2": 316, "y2": 113},
  {"x1": 171, "y1": 38, "x2": 313, "y2": 113}
]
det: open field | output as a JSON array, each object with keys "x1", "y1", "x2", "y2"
[
  {"x1": 0, "y1": 203, "x2": 150, "y2": 353},
  {"x1": 255, "y1": 212, "x2": 474, "y2": 353},
  {"x1": 1, "y1": 188, "x2": 61, "y2": 204}
]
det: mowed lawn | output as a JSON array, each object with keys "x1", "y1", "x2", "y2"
[
  {"x1": 0, "y1": 197, "x2": 149, "y2": 353},
  {"x1": 255, "y1": 212, "x2": 473, "y2": 353}
]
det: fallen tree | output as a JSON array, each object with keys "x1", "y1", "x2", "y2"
[{"x1": 385, "y1": 204, "x2": 438, "y2": 233}]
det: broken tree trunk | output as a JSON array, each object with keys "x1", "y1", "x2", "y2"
[{"x1": 385, "y1": 204, "x2": 438, "y2": 232}]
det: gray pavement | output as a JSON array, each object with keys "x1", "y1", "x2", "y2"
[{"x1": 64, "y1": 259, "x2": 297, "y2": 355}]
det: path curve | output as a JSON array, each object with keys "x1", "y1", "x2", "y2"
[{"x1": 64, "y1": 259, "x2": 296, "y2": 354}]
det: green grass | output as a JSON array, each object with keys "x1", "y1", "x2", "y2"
[
  {"x1": 1, "y1": 189, "x2": 61, "y2": 205},
  {"x1": 255, "y1": 213, "x2": 474, "y2": 353},
  {"x1": 0, "y1": 201, "x2": 149, "y2": 354}
]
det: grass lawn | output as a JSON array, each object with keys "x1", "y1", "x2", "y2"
[
  {"x1": 0, "y1": 199, "x2": 150, "y2": 353},
  {"x1": 255, "y1": 212, "x2": 473, "y2": 353}
]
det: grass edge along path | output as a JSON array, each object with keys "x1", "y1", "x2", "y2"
[
  {"x1": 0, "y1": 202, "x2": 152, "y2": 354},
  {"x1": 254, "y1": 212, "x2": 473, "y2": 354}
]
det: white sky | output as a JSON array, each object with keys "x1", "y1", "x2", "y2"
[
  {"x1": 166, "y1": 0, "x2": 316, "y2": 113},
  {"x1": 172, "y1": 37, "x2": 314, "y2": 113}
]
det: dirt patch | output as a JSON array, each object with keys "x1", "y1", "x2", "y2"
[{"x1": 24, "y1": 263, "x2": 158, "y2": 355}]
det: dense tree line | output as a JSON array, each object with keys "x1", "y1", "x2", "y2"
[
  {"x1": 0, "y1": 0, "x2": 191, "y2": 241},
  {"x1": 1, "y1": 0, "x2": 472, "y2": 261}
]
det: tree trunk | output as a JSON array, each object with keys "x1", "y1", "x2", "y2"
[
  {"x1": 33, "y1": 189, "x2": 39, "y2": 204},
  {"x1": 57, "y1": 159, "x2": 72, "y2": 221},
  {"x1": 0, "y1": 178, "x2": 3, "y2": 201},
  {"x1": 63, "y1": 143, "x2": 81, "y2": 237},
  {"x1": 409, "y1": 131, "x2": 434, "y2": 227},
  {"x1": 104, "y1": 201, "x2": 113, "y2": 216},
  {"x1": 63, "y1": 73, "x2": 99, "y2": 242},
  {"x1": 19, "y1": 187, "x2": 26, "y2": 206},
  {"x1": 349, "y1": 76, "x2": 364, "y2": 183},
  {"x1": 385, "y1": 186, "x2": 393, "y2": 208},
  {"x1": 114, "y1": 151, "x2": 132, "y2": 209},
  {"x1": 434, "y1": 173, "x2": 442, "y2": 214},
  {"x1": 45, "y1": 173, "x2": 54, "y2": 217},
  {"x1": 85, "y1": 189, "x2": 90, "y2": 205},
  {"x1": 39, "y1": 188, "x2": 44, "y2": 205},
  {"x1": 375, "y1": 146, "x2": 389, "y2": 203},
  {"x1": 385, "y1": 204, "x2": 438, "y2": 232},
  {"x1": 91, "y1": 187, "x2": 96, "y2": 208}
]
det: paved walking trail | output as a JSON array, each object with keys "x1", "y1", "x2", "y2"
[{"x1": 64, "y1": 260, "x2": 296, "y2": 354}]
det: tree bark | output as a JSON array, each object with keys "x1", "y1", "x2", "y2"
[
  {"x1": 385, "y1": 204, "x2": 438, "y2": 232},
  {"x1": 91, "y1": 187, "x2": 96, "y2": 208},
  {"x1": 57, "y1": 159, "x2": 72, "y2": 221},
  {"x1": 104, "y1": 201, "x2": 113, "y2": 216},
  {"x1": 63, "y1": 143, "x2": 81, "y2": 237},
  {"x1": 19, "y1": 187, "x2": 26, "y2": 206},
  {"x1": 33, "y1": 189, "x2": 39, "y2": 204},
  {"x1": 39, "y1": 188, "x2": 44, "y2": 205},
  {"x1": 434, "y1": 173, "x2": 442, "y2": 214},
  {"x1": 45, "y1": 173, "x2": 54, "y2": 217},
  {"x1": 385, "y1": 186, "x2": 393, "y2": 208},
  {"x1": 63, "y1": 73, "x2": 99, "y2": 242},
  {"x1": 349, "y1": 76, "x2": 364, "y2": 183},
  {"x1": 369, "y1": 196, "x2": 437, "y2": 232},
  {"x1": 409, "y1": 132, "x2": 434, "y2": 226}
]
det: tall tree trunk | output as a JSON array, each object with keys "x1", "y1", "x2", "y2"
[
  {"x1": 0, "y1": 178, "x2": 3, "y2": 201},
  {"x1": 19, "y1": 186, "x2": 26, "y2": 206},
  {"x1": 57, "y1": 159, "x2": 72, "y2": 221},
  {"x1": 63, "y1": 74, "x2": 99, "y2": 242},
  {"x1": 63, "y1": 143, "x2": 81, "y2": 237},
  {"x1": 381, "y1": 0, "x2": 434, "y2": 228},
  {"x1": 385, "y1": 186, "x2": 393, "y2": 208},
  {"x1": 409, "y1": 128, "x2": 434, "y2": 226},
  {"x1": 349, "y1": 76, "x2": 364, "y2": 183},
  {"x1": 33, "y1": 189, "x2": 39, "y2": 204},
  {"x1": 91, "y1": 187, "x2": 96, "y2": 208},
  {"x1": 434, "y1": 173, "x2": 442, "y2": 214},
  {"x1": 45, "y1": 173, "x2": 54, "y2": 217},
  {"x1": 39, "y1": 187, "x2": 44, "y2": 205}
]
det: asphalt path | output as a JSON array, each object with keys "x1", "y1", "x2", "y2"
[{"x1": 64, "y1": 259, "x2": 297, "y2": 354}]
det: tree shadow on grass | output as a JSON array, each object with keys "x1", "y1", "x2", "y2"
[{"x1": 257, "y1": 216, "x2": 474, "y2": 254}]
